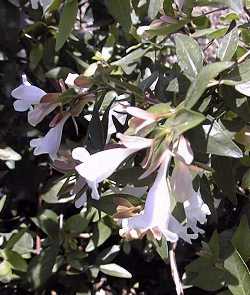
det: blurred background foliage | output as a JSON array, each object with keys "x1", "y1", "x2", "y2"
[{"x1": 0, "y1": 0, "x2": 250, "y2": 294}]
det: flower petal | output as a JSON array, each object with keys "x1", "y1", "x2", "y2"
[
  {"x1": 65, "y1": 73, "x2": 79, "y2": 88},
  {"x1": 72, "y1": 147, "x2": 90, "y2": 162},
  {"x1": 11, "y1": 84, "x2": 46, "y2": 105},
  {"x1": 171, "y1": 160, "x2": 194, "y2": 203},
  {"x1": 176, "y1": 136, "x2": 194, "y2": 164},
  {"x1": 30, "y1": 114, "x2": 69, "y2": 160},
  {"x1": 117, "y1": 133, "x2": 153, "y2": 149}
]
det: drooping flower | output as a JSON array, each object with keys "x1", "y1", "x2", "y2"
[
  {"x1": 73, "y1": 135, "x2": 153, "y2": 200},
  {"x1": 120, "y1": 151, "x2": 197, "y2": 243},
  {"x1": 30, "y1": 114, "x2": 70, "y2": 160}
]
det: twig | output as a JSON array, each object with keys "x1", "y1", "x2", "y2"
[
  {"x1": 201, "y1": 7, "x2": 227, "y2": 16},
  {"x1": 169, "y1": 242, "x2": 184, "y2": 295}
]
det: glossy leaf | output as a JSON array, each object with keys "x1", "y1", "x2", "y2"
[
  {"x1": 217, "y1": 27, "x2": 239, "y2": 61},
  {"x1": 99, "y1": 263, "x2": 132, "y2": 278},
  {"x1": 184, "y1": 62, "x2": 233, "y2": 109},
  {"x1": 224, "y1": 248, "x2": 250, "y2": 295},
  {"x1": 175, "y1": 34, "x2": 203, "y2": 80}
]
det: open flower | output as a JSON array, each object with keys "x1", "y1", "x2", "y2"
[
  {"x1": 184, "y1": 190, "x2": 211, "y2": 234},
  {"x1": 30, "y1": 114, "x2": 70, "y2": 160},
  {"x1": 11, "y1": 79, "x2": 46, "y2": 112},
  {"x1": 120, "y1": 151, "x2": 197, "y2": 243},
  {"x1": 73, "y1": 135, "x2": 152, "y2": 200}
]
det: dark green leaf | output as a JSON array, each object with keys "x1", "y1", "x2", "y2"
[{"x1": 55, "y1": 0, "x2": 78, "y2": 51}]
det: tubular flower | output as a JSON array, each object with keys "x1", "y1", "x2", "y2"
[
  {"x1": 73, "y1": 135, "x2": 153, "y2": 200},
  {"x1": 30, "y1": 114, "x2": 70, "y2": 160},
  {"x1": 120, "y1": 151, "x2": 197, "y2": 243}
]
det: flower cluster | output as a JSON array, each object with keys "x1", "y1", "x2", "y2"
[{"x1": 12, "y1": 75, "x2": 210, "y2": 245}]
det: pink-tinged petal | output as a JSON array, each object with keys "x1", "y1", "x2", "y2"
[
  {"x1": 171, "y1": 160, "x2": 194, "y2": 203},
  {"x1": 30, "y1": 114, "x2": 70, "y2": 160},
  {"x1": 13, "y1": 100, "x2": 31, "y2": 112},
  {"x1": 127, "y1": 107, "x2": 156, "y2": 121},
  {"x1": 28, "y1": 103, "x2": 58, "y2": 126},
  {"x1": 176, "y1": 135, "x2": 194, "y2": 164},
  {"x1": 11, "y1": 84, "x2": 46, "y2": 105},
  {"x1": 65, "y1": 73, "x2": 79, "y2": 88},
  {"x1": 72, "y1": 147, "x2": 90, "y2": 162},
  {"x1": 117, "y1": 133, "x2": 153, "y2": 150}
]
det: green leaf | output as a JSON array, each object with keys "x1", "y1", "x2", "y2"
[
  {"x1": 31, "y1": 209, "x2": 59, "y2": 238},
  {"x1": 64, "y1": 213, "x2": 90, "y2": 235},
  {"x1": 112, "y1": 47, "x2": 150, "y2": 75},
  {"x1": 0, "y1": 260, "x2": 12, "y2": 283},
  {"x1": 175, "y1": 34, "x2": 203, "y2": 80},
  {"x1": 99, "y1": 263, "x2": 132, "y2": 278},
  {"x1": 184, "y1": 62, "x2": 233, "y2": 109},
  {"x1": 106, "y1": 0, "x2": 132, "y2": 35},
  {"x1": 55, "y1": 0, "x2": 78, "y2": 51},
  {"x1": 27, "y1": 243, "x2": 59, "y2": 289},
  {"x1": 147, "y1": 19, "x2": 188, "y2": 37},
  {"x1": 166, "y1": 108, "x2": 206, "y2": 137},
  {"x1": 217, "y1": 27, "x2": 239, "y2": 61},
  {"x1": 95, "y1": 245, "x2": 120, "y2": 265},
  {"x1": 1, "y1": 249, "x2": 27, "y2": 272},
  {"x1": 222, "y1": 59, "x2": 250, "y2": 86},
  {"x1": 232, "y1": 216, "x2": 250, "y2": 262},
  {"x1": 30, "y1": 43, "x2": 43, "y2": 70},
  {"x1": 211, "y1": 156, "x2": 237, "y2": 204},
  {"x1": 203, "y1": 121, "x2": 243, "y2": 158},
  {"x1": 151, "y1": 236, "x2": 168, "y2": 262},
  {"x1": 224, "y1": 248, "x2": 250, "y2": 295},
  {"x1": 85, "y1": 221, "x2": 112, "y2": 252}
]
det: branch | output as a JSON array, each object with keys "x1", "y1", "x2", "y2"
[{"x1": 169, "y1": 242, "x2": 184, "y2": 295}]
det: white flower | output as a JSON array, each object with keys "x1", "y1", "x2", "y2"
[
  {"x1": 11, "y1": 81, "x2": 46, "y2": 112},
  {"x1": 65, "y1": 73, "x2": 80, "y2": 88},
  {"x1": 73, "y1": 135, "x2": 152, "y2": 200},
  {"x1": 121, "y1": 152, "x2": 197, "y2": 243},
  {"x1": 30, "y1": 114, "x2": 70, "y2": 160},
  {"x1": 184, "y1": 190, "x2": 211, "y2": 234}
]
